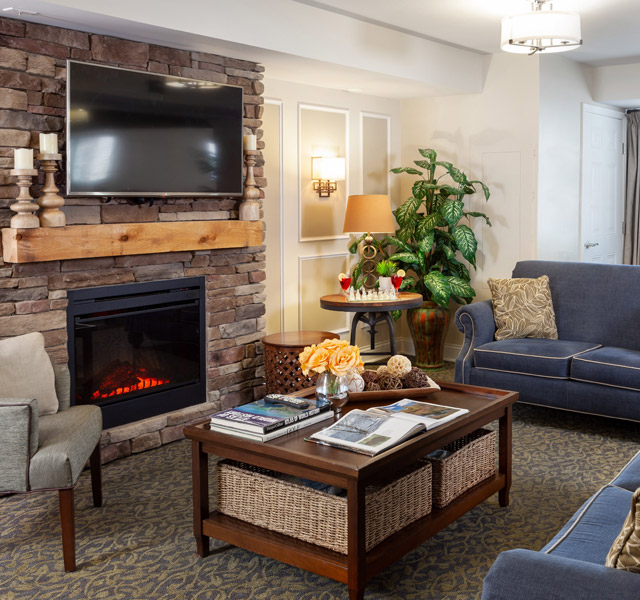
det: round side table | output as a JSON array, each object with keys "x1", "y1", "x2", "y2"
[
  {"x1": 262, "y1": 330, "x2": 339, "y2": 394},
  {"x1": 320, "y1": 292, "x2": 423, "y2": 357}
]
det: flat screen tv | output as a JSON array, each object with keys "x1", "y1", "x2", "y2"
[{"x1": 66, "y1": 60, "x2": 244, "y2": 197}]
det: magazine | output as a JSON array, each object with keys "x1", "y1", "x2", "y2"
[
  {"x1": 308, "y1": 399, "x2": 469, "y2": 456},
  {"x1": 210, "y1": 394, "x2": 332, "y2": 434},
  {"x1": 209, "y1": 410, "x2": 333, "y2": 442}
]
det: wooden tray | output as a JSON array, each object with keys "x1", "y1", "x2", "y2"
[{"x1": 349, "y1": 385, "x2": 440, "y2": 403}]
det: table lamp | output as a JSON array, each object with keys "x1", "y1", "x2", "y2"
[{"x1": 343, "y1": 194, "x2": 395, "y2": 289}]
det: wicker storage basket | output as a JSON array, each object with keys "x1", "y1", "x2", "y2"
[
  {"x1": 426, "y1": 428, "x2": 496, "y2": 508},
  {"x1": 217, "y1": 459, "x2": 432, "y2": 554}
]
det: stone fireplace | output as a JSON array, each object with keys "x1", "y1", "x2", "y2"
[{"x1": 0, "y1": 17, "x2": 267, "y2": 462}]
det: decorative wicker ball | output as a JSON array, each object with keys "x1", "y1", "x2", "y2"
[
  {"x1": 403, "y1": 367, "x2": 432, "y2": 389},
  {"x1": 386, "y1": 354, "x2": 412, "y2": 378},
  {"x1": 365, "y1": 381, "x2": 381, "y2": 392},
  {"x1": 376, "y1": 365, "x2": 390, "y2": 376},
  {"x1": 378, "y1": 374, "x2": 403, "y2": 390},
  {"x1": 361, "y1": 370, "x2": 378, "y2": 384},
  {"x1": 344, "y1": 371, "x2": 365, "y2": 393}
]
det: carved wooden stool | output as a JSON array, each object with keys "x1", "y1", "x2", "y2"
[{"x1": 262, "y1": 331, "x2": 339, "y2": 394}]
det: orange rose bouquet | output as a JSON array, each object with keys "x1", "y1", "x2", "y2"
[
  {"x1": 299, "y1": 338, "x2": 363, "y2": 377},
  {"x1": 299, "y1": 338, "x2": 364, "y2": 416}
]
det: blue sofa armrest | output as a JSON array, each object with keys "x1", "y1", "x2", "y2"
[
  {"x1": 454, "y1": 300, "x2": 495, "y2": 384},
  {"x1": 482, "y1": 549, "x2": 640, "y2": 600}
]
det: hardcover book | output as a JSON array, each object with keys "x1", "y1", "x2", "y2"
[
  {"x1": 209, "y1": 410, "x2": 334, "y2": 442},
  {"x1": 210, "y1": 394, "x2": 332, "y2": 434}
]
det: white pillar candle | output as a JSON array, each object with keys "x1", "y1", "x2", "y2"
[
  {"x1": 243, "y1": 134, "x2": 257, "y2": 151},
  {"x1": 39, "y1": 133, "x2": 58, "y2": 154},
  {"x1": 14, "y1": 148, "x2": 33, "y2": 170}
]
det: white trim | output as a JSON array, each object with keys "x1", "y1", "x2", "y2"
[
  {"x1": 360, "y1": 111, "x2": 391, "y2": 195},
  {"x1": 475, "y1": 366, "x2": 569, "y2": 380},
  {"x1": 574, "y1": 356, "x2": 640, "y2": 371},
  {"x1": 582, "y1": 103, "x2": 625, "y2": 119},
  {"x1": 518, "y1": 399, "x2": 640, "y2": 423},
  {"x1": 475, "y1": 344, "x2": 601, "y2": 360},
  {"x1": 298, "y1": 252, "x2": 350, "y2": 333},
  {"x1": 570, "y1": 377, "x2": 640, "y2": 393},
  {"x1": 608, "y1": 451, "x2": 640, "y2": 486},
  {"x1": 264, "y1": 97, "x2": 285, "y2": 332},
  {"x1": 298, "y1": 103, "x2": 350, "y2": 243}
]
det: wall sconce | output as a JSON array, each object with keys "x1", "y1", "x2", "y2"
[{"x1": 312, "y1": 156, "x2": 345, "y2": 197}]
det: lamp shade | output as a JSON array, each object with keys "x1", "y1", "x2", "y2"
[
  {"x1": 343, "y1": 194, "x2": 395, "y2": 234},
  {"x1": 312, "y1": 157, "x2": 345, "y2": 181},
  {"x1": 501, "y1": 9, "x2": 581, "y2": 54}
]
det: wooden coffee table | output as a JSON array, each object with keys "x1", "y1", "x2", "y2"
[{"x1": 184, "y1": 382, "x2": 517, "y2": 600}]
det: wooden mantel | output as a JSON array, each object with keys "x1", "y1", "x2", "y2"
[{"x1": 2, "y1": 221, "x2": 263, "y2": 263}]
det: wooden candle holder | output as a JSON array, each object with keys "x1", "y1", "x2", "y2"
[
  {"x1": 9, "y1": 169, "x2": 40, "y2": 228},
  {"x1": 36, "y1": 152, "x2": 66, "y2": 227},
  {"x1": 239, "y1": 149, "x2": 260, "y2": 222}
]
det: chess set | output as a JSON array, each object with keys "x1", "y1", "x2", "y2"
[{"x1": 345, "y1": 288, "x2": 398, "y2": 302}]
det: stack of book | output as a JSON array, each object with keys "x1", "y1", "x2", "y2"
[{"x1": 208, "y1": 393, "x2": 333, "y2": 442}]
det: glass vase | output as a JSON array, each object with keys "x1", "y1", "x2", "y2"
[{"x1": 315, "y1": 371, "x2": 349, "y2": 418}]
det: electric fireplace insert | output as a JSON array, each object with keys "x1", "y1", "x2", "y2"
[{"x1": 67, "y1": 277, "x2": 206, "y2": 428}]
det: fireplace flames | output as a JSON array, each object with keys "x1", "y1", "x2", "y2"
[{"x1": 91, "y1": 361, "x2": 170, "y2": 400}]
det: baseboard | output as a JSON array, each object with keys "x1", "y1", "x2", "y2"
[{"x1": 357, "y1": 337, "x2": 461, "y2": 364}]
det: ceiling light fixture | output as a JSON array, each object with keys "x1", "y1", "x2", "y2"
[{"x1": 501, "y1": 0, "x2": 581, "y2": 55}]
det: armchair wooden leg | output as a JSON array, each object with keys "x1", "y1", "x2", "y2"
[
  {"x1": 58, "y1": 488, "x2": 76, "y2": 572},
  {"x1": 90, "y1": 442, "x2": 102, "y2": 508}
]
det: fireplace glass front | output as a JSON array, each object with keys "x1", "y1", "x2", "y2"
[{"x1": 67, "y1": 277, "x2": 206, "y2": 428}]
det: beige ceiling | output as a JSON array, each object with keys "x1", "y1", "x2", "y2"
[{"x1": 296, "y1": 0, "x2": 640, "y2": 66}]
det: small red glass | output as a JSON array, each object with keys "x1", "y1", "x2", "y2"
[
  {"x1": 390, "y1": 274, "x2": 403, "y2": 290},
  {"x1": 339, "y1": 276, "x2": 352, "y2": 292}
]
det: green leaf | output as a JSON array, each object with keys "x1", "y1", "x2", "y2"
[
  {"x1": 391, "y1": 309, "x2": 402, "y2": 322},
  {"x1": 412, "y1": 179, "x2": 427, "y2": 200},
  {"x1": 470, "y1": 180, "x2": 491, "y2": 201},
  {"x1": 384, "y1": 236, "x2": 412, "y2": 253},
  {"x1": 394, "y1": 197, "x2": 421, "y2": 228},
  {"x1": 352, "y1": 260, "x2": 363, "y2": 284},
  {"x1": 452, "y1": 224, "x2": 478, "y2": 265},
  {"x1": 418, "y1": 148, "x2": 437, "y2": 161},
  {"x1": 448, "y1": 165, "x2": 465, "y2": 184},
  {"x1": 446, "y1": 275, "x2": 476, "y2": 299},
  {"x1": 390, "y1": 252, "x2": 420, "y2": 265},
  {"x1": 348, "y1": 233, "x2": 366, "y2": 254},
  {"x1": 441, "y1": 245, "x2": 456, "y2": 260},
  {"x1": 424, "y1": 271, "x2": 451, "y2": 307},
  {"x1": 464, "y1": 211, "x2": 492, "y2": 226},
  {"x1": 439, "y1": 185, "x2": 463, "y2": 198},
  {"x1": 440, "y1": 199, "x2": 464, "y2": 226},
  {"x1": 399, "y1": 276, "x2": 415, "y2": 290},
  {"x1": 418, "y1": 235, "x2": 434, "y2": 257},
  {"x1": 390, "y1": 167, "x2": 423, "y2": 176},
  {"x1": 434, "y1": 160, "x2": 453, "y2": 171},
  {"x1": 448, "y1": 259, "x2": 470, "y2": 281},
  {"x1": 413, "y1": 160, "x2": 431, "y2": 170}
]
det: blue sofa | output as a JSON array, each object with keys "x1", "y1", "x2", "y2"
[
  {"x1": 482, "y1": 450, "x2": 640, "y2": 599},
  {"x1": 454, "y1": 260, "x2": 640, "y2": 422}
]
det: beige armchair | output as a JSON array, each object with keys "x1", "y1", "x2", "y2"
[{"x1": 0, "y1": 356, "x2": 103, "y2": 572}]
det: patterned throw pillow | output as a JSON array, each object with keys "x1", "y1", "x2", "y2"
[
  {"x1": 606, "y1": 487, "x2": 640, "y2": 573},
  {"x1": 487, "y1": 275, "x2": 558, "y2": 340}
]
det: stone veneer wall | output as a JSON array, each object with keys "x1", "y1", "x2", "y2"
[{"x1": 0, "y1": 17, "x2": 267, "y2": 463}]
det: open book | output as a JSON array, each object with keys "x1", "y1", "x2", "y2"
[{"x1": 308, "y1": 399, "x2": 469, "y2": 456}]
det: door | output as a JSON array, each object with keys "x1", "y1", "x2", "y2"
[{"x1": 580, "y1": 104, "x2": 625, "y2": 263}]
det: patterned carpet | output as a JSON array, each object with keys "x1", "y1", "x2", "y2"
[{"x1": 2, "y1": 378, "x2": 639, "y2": 599}]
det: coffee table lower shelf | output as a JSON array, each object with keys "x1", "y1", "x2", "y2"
[{"x1": 203, "y1": 473, "x2": 505, "y2": 586}]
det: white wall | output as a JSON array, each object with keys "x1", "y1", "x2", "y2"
[
  {"x1": 400, "y1": 53, "x2": 540, "y2": 359},
  {"x1": 262, "y1": 78, "x2": 403, "y2": 356}
]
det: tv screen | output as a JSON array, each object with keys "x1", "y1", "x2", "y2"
[{"x1": 66, "y1": 61, "x2": 244, "y2": 197}]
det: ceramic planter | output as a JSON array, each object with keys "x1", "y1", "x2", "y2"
[{"x1": 407, "y1": 301, "x2": 451, "y2": 370}]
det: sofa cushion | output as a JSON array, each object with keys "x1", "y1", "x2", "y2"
[
  {"x1": 542, "y1": 485, "x2": 633, "y2": 565},
  {"x1": 611, "y1": 451, "x2": 640, "y2": 492},
  {"x1": 474, "y1": 339, "x2": 600, "y2": 379},
  {"x1": 571, "y1": 346, "x2": 640, "y2": 392},
  {"x1": 0, "y1": 332, "x2": 58, "y2": 416},
  {"x1": 606, "y1": 487, "x2": 640, "y2": 573},
  {"x1": 488, "y1": 275, "x2": 558, "y2": 340}
]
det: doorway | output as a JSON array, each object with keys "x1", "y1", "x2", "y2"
[{"x1": 580, "y1": 104, "x2": 625, "y2": 263}]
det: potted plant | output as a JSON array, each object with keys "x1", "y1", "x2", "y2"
[
  {"x1": 387, "y1": 148, "x2": 491, "y2": 369},
  {"x1": 375, "y1": 258, "x2": 396, "y2": 291}
]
